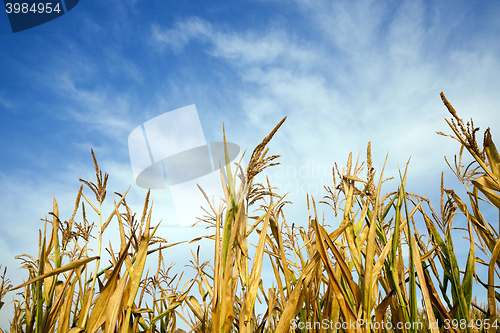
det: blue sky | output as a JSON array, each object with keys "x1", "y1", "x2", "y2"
[{"x1": 1, "y1": 0, "x2": 500, "y2": 327}]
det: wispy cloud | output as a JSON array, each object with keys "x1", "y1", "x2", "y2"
[
  {"x1": 151, "y1": 0, "x2": 500, "y2": 215},
  {"x1": 152, "y1": 16, "x2": 318, "y2": 67},
  {"x1": 152, "y1": 17, "x2": 213, "y2": 53}
]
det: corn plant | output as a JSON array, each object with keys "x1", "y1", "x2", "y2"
[{"x1": 1, "y1": 92, "x2": 499, "y2": 333}]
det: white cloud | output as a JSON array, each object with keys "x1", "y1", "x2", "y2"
[
  {"x1": 150, "y1": 1, "x2": 500, "y2": 225},
  {"x1": 42, "y1": 66, "x2": 137, "y2": 141},
  {"x1": 152, "y1": 17, "x2": 213, "y2": 53},
  {"x1": 153, "y1": 16, "x2": 319, "y2": 68},
  {"x1": 296, "y1": 0, "x2": 390, "y2": 53}
]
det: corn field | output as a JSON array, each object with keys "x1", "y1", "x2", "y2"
[{"x1": 1, "y1": 92, "x2": 500, "y2": 333}]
